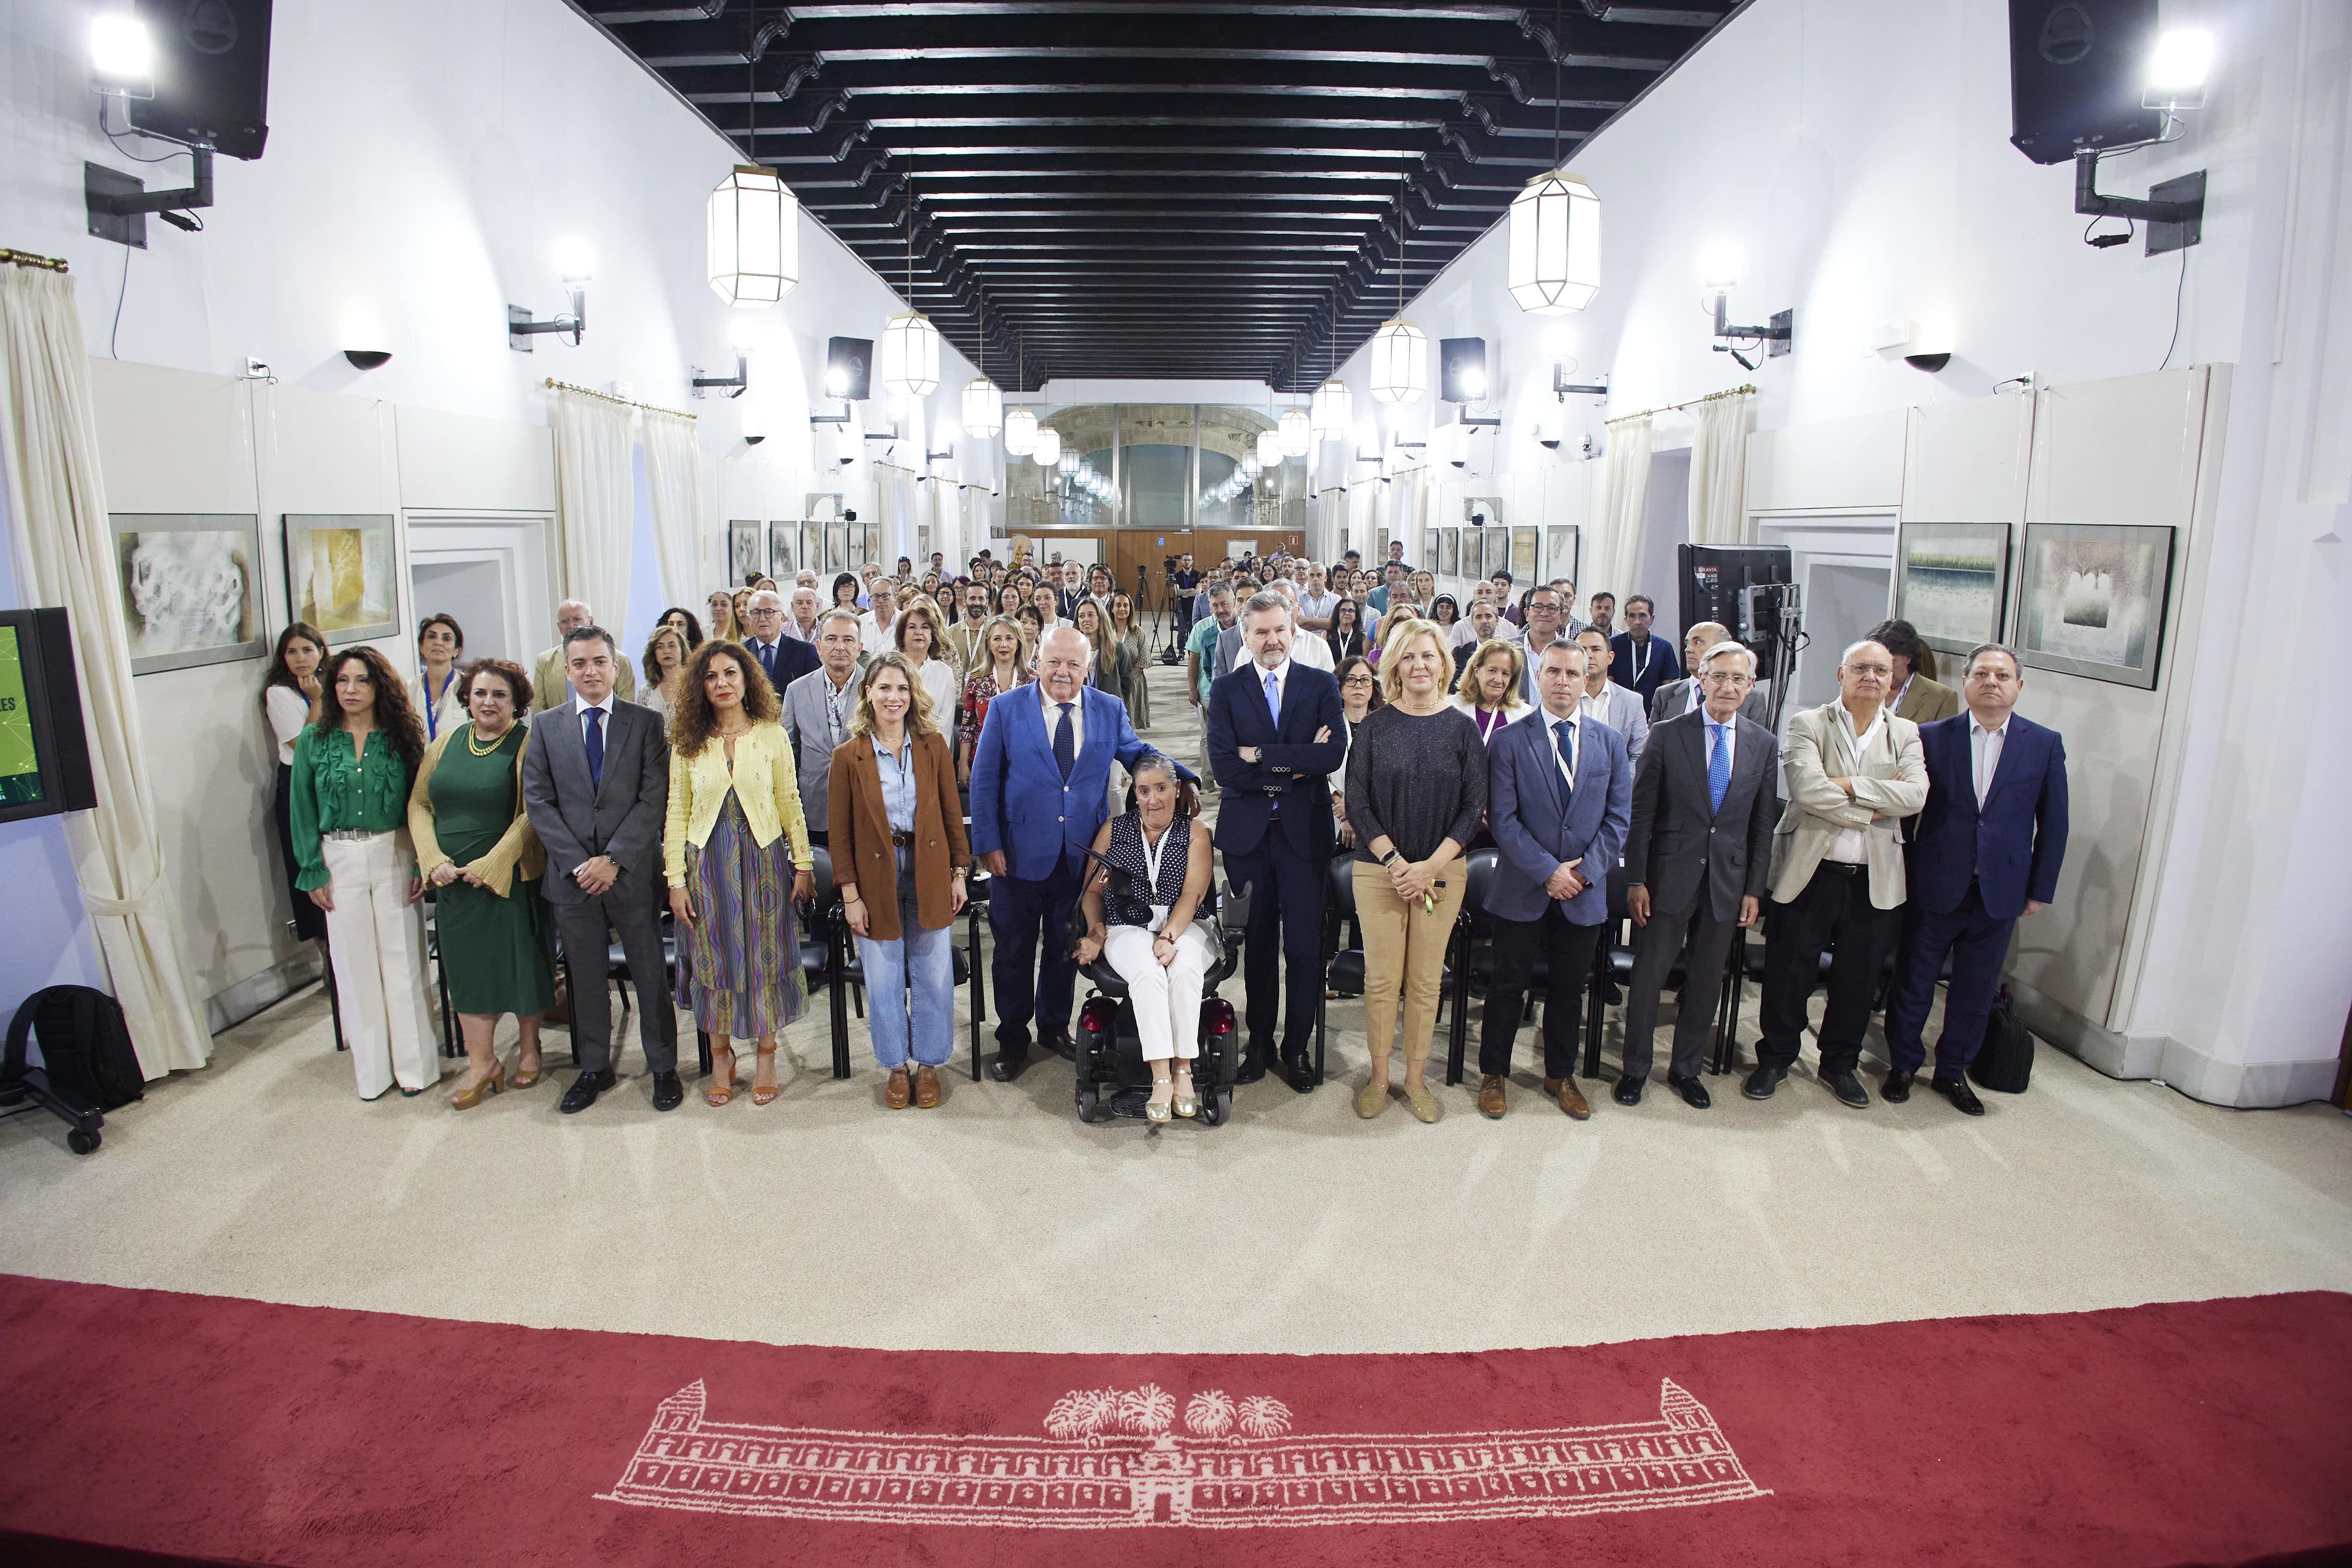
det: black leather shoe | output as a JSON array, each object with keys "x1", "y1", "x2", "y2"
[
  {"x1": 1232, "y1": 1058, "x2": 1268, "y2": 1086},
  {"x1": 1612, "y1": 1075, "x2": 1643, "y2": 1106},
  {"x1": 558, "y1": 1069, "x2": 616, "y2": 1114},
  {"x1": 1667, "y1": 1073, "x2": 1712, "y2": 1110},
  {"x1": 1932, "y1": 1075, "x2": 1987, "y2": 1116},
  {"x1": 650, "y1": 1071, "x2": 684, "y2": 1112},
  {"x1": 1281, "y1": 1053, "x2": 1316, "y2": 1094},
  {"x1": 1038, "y1": 1029, "x2": 1075, "y2": 1061},
  {"x1": 1881, "y1": 1067, "x2": 1914, "y2": 1103},
  {"x1": 986, "y1": 1052, "x2": 1029, "y2": 1083},
  {"x1": 1822, "y1": 1071, "x2": 1871, "y2": 1110},
  {"x1": 1742, "y1": 1065, "x2": 1785, "y2": 1100}
]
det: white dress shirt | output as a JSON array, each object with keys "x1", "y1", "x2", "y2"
[
  {"x1": 1577, "y1": 688, "x2": 1616, "y2": 727},
  {"x1": 1702, "y1": 708, "x2": 1737, "y2": 779},
  {"x1": 1825, "y1": 698, "x2": 1886, "y2": 864},
  {"x1": 575, "y1": 690, "x2": 616, "y2": 735},
  {"x1": 860, "y1": 612, "x2": 898, "y2": 656},
  {"x1": 1250, "y1": 656, "x2": 1294, "y2": 723},
  {"x1": 1970, "y1": 713, "x2": 2010, "y2": 807},
  {"x1": 1542, "y1": 707, "x2": 1583, "y2": 792},
  {"x1": 1038, "y1": 683, "x2": 1084, "y2": 757},
  {"x1": 1287, "y1": 630, "x2": 1334, "y2": 672},
  {"x1": 1296, "y1": 589, "x2": 1340, "y2": 624}
]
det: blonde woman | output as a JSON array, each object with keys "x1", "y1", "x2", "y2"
[
  {"x1": 1107, "y1": 590, "x2": 1150, "y2": 730},
  {"x1": 1342, "y1": 617, "x2": 1485, "y2": 1123},
  {"x1": 1449, "y1": 638, "x2": 1533, "y2": 747},
  {"x1": 1071, "y1": 597, "x2": 1121, "y2": 697},
  {"x1": 640, "y1": 623, "x2": 691, "y2": 721},
  {"x1": 664, "y1": 641, "x2": 816, "y2": 1108},
  {"x1": 829, "y1": 653, "x2": 970, "y2": 1108},
  {"x1": 960, "y1": 615, "x2": 1029, "y2": 786},
  {"x1": 705, "y1": 588, "x2": 744, "y2": 646}
]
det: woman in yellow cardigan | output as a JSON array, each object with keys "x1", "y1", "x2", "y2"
[
  {"x1": 407, "y1": 658, "x2": 557, "y2": 1108},
  {"x1": 665, "y1": 641, "x2": 816, "y2": 1107}
]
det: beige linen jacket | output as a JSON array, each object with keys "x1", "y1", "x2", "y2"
[{"x1": 1766, "y1": 699, "x2": 1928, "y2": 910}]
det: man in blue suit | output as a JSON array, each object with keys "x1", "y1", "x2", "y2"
[
  {"x1": 969, "y1": 625, "x2": 1192, "y2": 1081},
  {"x1": 1208, "y1": 591, "x2": 1346, "y2": 1092},
  {"x1": 1476, "y1": 639, "x2": 1633, "y2": 1121},
  {"x1": 1884, "y1": 643, "x2": 2068, "y2": 1115},
  {"x1": 1608, "y1": 595, "x2": 1682, "y2": 708}
]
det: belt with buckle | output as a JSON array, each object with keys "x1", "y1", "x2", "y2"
[
  {"x1": 324, "y1": 828, "x2": 387, "y2": 842},
  {"x1": 890, "y1": 830, "x2": 916, "y2": 847},
  {"x1": 1819, "y1": 860, "x2": 1864, "y2": 875}
]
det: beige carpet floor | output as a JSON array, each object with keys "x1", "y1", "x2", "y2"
[{"x1": 2, "y1": 659, "x2": 2345, "y2": 1353}]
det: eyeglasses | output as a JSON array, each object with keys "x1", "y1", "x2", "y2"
[
  {"x1": 1698, "y1": 671, "x2": 1754, "y2": 687},
  {"x1": 1341, "y1": 673, "x2": 1374, "y2": 686}
]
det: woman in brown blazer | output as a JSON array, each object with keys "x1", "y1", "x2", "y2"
[{"x1": 827, "y1": 651, "x2": 970, "y2": 1109}]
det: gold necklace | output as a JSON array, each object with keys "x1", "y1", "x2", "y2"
[{"x1": 465, "y1": 723, "x2": 509, "y2": 756}]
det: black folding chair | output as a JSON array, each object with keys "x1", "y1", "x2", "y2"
[{"x1": 1447, "y1": 848, "x2": 1510, "y2": 1087}]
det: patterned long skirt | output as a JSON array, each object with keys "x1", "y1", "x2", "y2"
[{"x1": 680, "y1": 791, "x2": 806, "y2": 1039}]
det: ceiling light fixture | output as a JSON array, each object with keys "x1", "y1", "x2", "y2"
[
  {"x1": 1004, "y1": 405, "x2": 1037, "y2": 458},
  {"x1": 1256, "y1": 429, "x2": 1284, "y2": 468},
  {"x1": 1278, "y1": 407, "x2": 1311, "y2": 457},
  {"x1": 879, "y1": 197, "x2": 940, "y2": 397},
  {"x1": 962, "y1": 284, "x2": 1002, "y2": 438},
  {"x1": 1311, "y1": 284, "x2": 1353, "y2": 443},
  {"x1": 1368, "y1": 172, "x2": 1426, "y2": 405},
  {"x1": 1032, "y1": 427, "x2": 1061, "y2": 467},
  {"x1": 1508, "y1": 2, "x2": 1601, "y2": 316},
  {"x1": 706, "y1": 8, "x2": 798, "y2": 309}
]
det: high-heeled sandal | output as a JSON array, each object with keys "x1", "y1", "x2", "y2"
[
  {"x1": 509, "y1": 1050, "x2": 544, "y2": 1089},
  {"x1": 706, "y1": 1045, "x2": 738, "y2": 1107},
  {"x1": 1145, "y1": 1078, "x2": 1174, "y2": 1124},
  {"x1": 449, "y1": 1061, "x2": 505, "y2": 1110},
  {"x1": 751, "y1": 1048, "x2": 780, "y2": 1106},
  {"x1": 1172, "y1": 1068, "x2": 1199, "y2": 1120}
]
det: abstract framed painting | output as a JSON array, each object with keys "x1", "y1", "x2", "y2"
[
  {"x1": 2016, "y1": 522, "x2": 2174, "y2": 690},
  {"x1": 767, "y1": 523, "x2": 795, "y2": 582},
  {"x1": 282, "y1": 513, "x2": 398, "y2": 647},
  {"x1": 1895, "y1": 521, "x2": 2010, "y2": 657},
  {"x1": 1481, "y1": 526, "x2": 1512, "y2": 579},
  {"x1": 1437, "y1": 528, "x2": 1458, "y2": 578},
  {"x1": 1510, "y1": 526, "x2": 1539, "y2": 582},
  {"x1": 728, "y1": 519, "x2": 764, "y2": 585},
  {"x1": 1545, "y1": 525, "x2": 1578, "y2": 586},
  {"x1": 801, "y1": 523, "x2": 823, "y2": 579},
  {"x1": 115, "y1": 513, "x2": 266, "y2": 674}
]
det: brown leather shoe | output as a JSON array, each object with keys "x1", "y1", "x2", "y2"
[
  {"x1": 914, "y1": 1065, "x2": 941, "y2": 1109},
  {"x1": 885, "y1": 1067, "x2": 912, "y2": 1109},
  {"x1": 1477, "y1": 1074, "x2": 1508, "y2": 1119},
  {"x1": 1543, "y1": 1077, "x2": 1593, "y2": 1121}
]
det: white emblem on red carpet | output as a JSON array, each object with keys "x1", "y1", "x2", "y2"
[{"x1": 597, "y1": 1377, "x2": 1770, "y2": 1527}]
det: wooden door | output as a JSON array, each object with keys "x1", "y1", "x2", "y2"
[{"x1": 1107, "y1": 528, "x2": 1195, "y2": 614}]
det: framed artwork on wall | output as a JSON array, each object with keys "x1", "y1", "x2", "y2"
[
  {"x1": 1375, "y1": 527, "x2": 1390, "y2": 565},
  {"x1": 1481, "y1": 526, "x2": 1512, "y2": 578},
  {"x1": 1895, "y1": 522, "x2": 2010, "y2": 656},
  {"x1": 1438, "y1": 528, "x2": 1459, "y2": 578},
  {"x1": 865, "y1": 525, "x2": 883, "y2": 569},
  {"x1": 2016, "y1": 522, "x2": 2173, "y2": 689},
  {"x1": 1545, "y1": 525, "x2": 1578, "y2": 586},
  {"x1": 728, "y1": 519, "x2": 764, "y2": 584},
  {"x1": 283, "y1": 513, "x2": 397, "y2": 647},
  {"x1": 766, "y1": 523, "x2": 794, "y2": 582},
  {"x1": 846, "y1": 523, "x2": 866, "y2": 570},
  {"x1": 1422, "y1": 529, "x2": 1439, "y2": 576},
  {"x1": 1510, "y1": 527, "x2": 1539, "y2": 582},
  {"x1": 114, "y1": 513, "x2": 266, "y2": 674},
  {"x1": 826, "y1": 522, "x2": 846, "y2": 572},
  {"x1": 801, "y1": 523, "x2": 823, "y2": 578}
]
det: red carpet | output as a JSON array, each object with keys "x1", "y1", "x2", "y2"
[{"x1": 0, "y1": 1275, "x2": 2346, "y2": 1566}]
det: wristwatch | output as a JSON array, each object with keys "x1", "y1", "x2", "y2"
[{"x1": 1381, "y1": 849, "x2": 1404, "y2": 868}]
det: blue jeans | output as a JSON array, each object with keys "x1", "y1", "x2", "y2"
[{"x1": 858, "y1": 846, "x2": 955, "y2": 1068}]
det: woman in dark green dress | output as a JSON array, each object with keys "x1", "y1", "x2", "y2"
[{"x1": 407, "y1": 658, "x2": 557, "y2": 1108}]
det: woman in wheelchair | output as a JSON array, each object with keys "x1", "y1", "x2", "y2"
[{"x1": 1071, "y1": 754, "x2": 1217, "y2": 1123}]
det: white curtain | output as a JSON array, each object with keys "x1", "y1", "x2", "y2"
[
  {"x1": 0, "y1": 267, "x2": 208, "y2": 1076},
  {"x1": 1586, "y1": 412, "x2": 1654, "y2": 602},
  {"x1": 550, "y1": 387, "x2": 637, "y2": 634},
  {"x1": 1687, "y1": 390, "x2": 1756, "y2": 546},
  {"x1": 640, "y1": 407, "x2": 704, "y2": 610}
]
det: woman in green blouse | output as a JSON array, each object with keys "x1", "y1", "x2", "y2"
[
  {"x1": 289, "y1": 645, "x2": 437, "y2": 1101},
  {"x1": 408, "y1": 657, "x2": 557, "y2": 1108}
]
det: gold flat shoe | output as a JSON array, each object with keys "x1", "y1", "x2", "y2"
[{"x1": 1172, "y1": 1073, "x2": 1199, "y2": 1119}]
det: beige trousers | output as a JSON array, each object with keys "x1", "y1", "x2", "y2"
[
  {"x1": 320, "y1": 832, "x2": 438, "y2": 1100},
  {"x1": 1353, "y1": 861, "x2": 1467, "y2": 1065}
]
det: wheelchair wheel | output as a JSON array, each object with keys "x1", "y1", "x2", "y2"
[
  {"x1": 1075, "y1": 1083, "x2": 1105, "y2": 1123},
  {"x1": 67, "y1": 1127, "x2": 100, "y2": 1155},
  {"x1": 0, "y1": 1087, "x2": 26, "y2": 1108},
  {"x1": 1200, "y1": 1088, "x2": 1231, "y2": 1127}
]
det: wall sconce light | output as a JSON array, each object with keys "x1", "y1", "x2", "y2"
[
  {"x1": 1702, "y1": 255, "x2": 1790, "y2": 371},
  {"x1": 509, "y1": 242, "x2": 591, "y2": 352},
  {"x1": 691, "y1": 352, "x2": 748, "y2": 399},
  {"x1": 89, "y1": 15, "x2": 155, "y2": 99},
  {"x1": 341, "y1": 349, "x2": 391, "y2": 371}
]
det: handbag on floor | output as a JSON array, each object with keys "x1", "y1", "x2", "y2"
[
  {"x1": 5, "y1": 985, "x2": 145, "y2": 1111},
  {"x1": 1969, "y1": 985, "x2": 2036, "y2": 1094}
]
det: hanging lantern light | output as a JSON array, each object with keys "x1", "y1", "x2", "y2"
[
  {"x1": 707, "y1": 165, "x2": 799, "y2": 307},
  {"x1": 1004, "y1": 405, "x2": 1037, "y2": 457},
  {"x1": 1368, "y1": 319, "x2": 1428, "y2": 405},
  {"x1": 962, "y1": 378, "x2": 1001, "y2": 438},
  {"x1": 1240, "y1": 448, "x2": 1261, "y2": 478},
  {"x1": 1059, "y1": 449, "x2": 1080, "y2": 479},
  {"x1": 1508, "y1": 169, "x2": 1602, "y2": 315},
  {"x1": 1256, "y1": 429, "x2": 1284, "y2": 468},
  {"x1": 880, "y1": 312, "x2": 940, "y2": 398},
  {"x1": 1032, "y1": 427, "x2": 1062, "y2": 467},
  {"x1": 1310, "y1": 378, "x2": 1352, "y2": 442},
  {"x1": 1278, "y1": 407, "x2": 1311, "y2": 457}
]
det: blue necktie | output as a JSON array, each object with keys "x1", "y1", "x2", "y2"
[
  {"x1": 1707, "y1": 720, "x2": 1731, "y2": 814},
  {"x1": 759, "y1": 640, "x2": 777, "y2": 682},
  {"x1": 1053, "y1": 701, "x2": 1075, "y2": 781},
  {"x1": 1553, "y1": 720, "x2": 1576, "y2": 812},
  {"x1": 1263, "y1": 669, "x2": 1281, "y2": 727},
  {"x1": 585, "y1": 707, "x2": 606, "y2": 791}
]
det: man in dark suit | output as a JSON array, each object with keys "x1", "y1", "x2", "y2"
[
  {"x1": 1884, "y1": 643, "x2": 2068, "y2": 1114},
  {"x1": 1620, "y1": 640, "x2": 1780, "y2": 1108},
  {"x1": 741, "y1": 589, "x2": 820, "y2": 691},
  {"x1": 1208, "y1": 590, "x2": 1346, "y2": 1092},
  {"x1": 520, "y1": 626, "x2": 683, "y2": 1114},
  {"x1": 1476, "y1": 638, "x2": 1632, "y2": 1120},
  {"x1": 969, "y1": 626, "x2": 1190, "y2": 1080},
  {"x1": 1607, "y1": 594, "x2": 1681, "y2": 708}
]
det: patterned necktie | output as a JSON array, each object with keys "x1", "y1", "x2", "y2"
[
  {"x1": 1054, "y1": 702, "x2": 1075, "y2": 781},
  {"x1": 585, "y1": 707, "x2": 606, "y2": 791},
  {"x1": 1707, "y1": 720, "x2": 1731, "y2": 814},
  {"x1": 1554, "y1": 720, "x2": 1576, "y2": 812},
  {"x1": 759, "y1": 641, "x2": 777, "y2": 682},
  {"x1": 1263, "y1": 669, "x2": 1280, "y2": 727}
]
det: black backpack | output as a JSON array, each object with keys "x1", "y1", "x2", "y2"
[
  {"x1": 1969, "y1": 985, "x2": 2036, "y2": 1094},
  {"x1": 5, "y1": 986, "x2": 145, "y2": 1111}
]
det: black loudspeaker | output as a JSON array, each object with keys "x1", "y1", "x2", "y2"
[
  {"x1": 125, "y1": 0, "x2": 273, "y2": 161},
  {"x1": 827, "y1": 336, "x2": 872, "y2": 401},
  {"x1": 2008, "y1": 0, "x2": 2164, "y2": 165},
  {"x1": 1439, "y1": 337, "x2": 1487, "y2": 404}
]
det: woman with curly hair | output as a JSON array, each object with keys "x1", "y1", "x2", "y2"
[
  {"x1": 640, "y1": 623, "x2": 691, "y2": 721},
  {"x1": 663, "y1": 641, "x2": 815, "y2": 1107},
  {"x1": 407, "y1": 658, "x2": 556, "y2": 1106},
  {"x1": 288, "y1": 645, "x2": 437, "y2": 1100}
]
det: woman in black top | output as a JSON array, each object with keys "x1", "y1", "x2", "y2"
[
  {"x1": 1325, "y1": 596, "x2": 1367, "y2": 664},
  {"x1": 1343, "y1": 616, "x2": 1485, "y2": 1124}
]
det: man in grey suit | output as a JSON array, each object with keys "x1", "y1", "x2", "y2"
[
  {"x1": 781, "y1": 608, "x2": 865, "y2": 846},
  {"x1": 1650, "y1": 623, "x2": 1772, "y2": 727},
  {"x1": 1571, "y1": 627, "x2": 1650, "y2": 761},
  {"x1": 520, "y1": 626, "x2": 683, "y2": 1114},
  {"x1": 1619, "y1": 641, "x2": 1780, "y2": 1108},
  {"x1": 1745, "y1": 639, "x2": 1927, "y2": 1109}
]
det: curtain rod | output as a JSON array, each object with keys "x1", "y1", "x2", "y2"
[
  {"x1": 543, "y1": 377, "x2": 695, "y2": 420},
  {"x1": 1608, "y1": 383, "x2": 1756, "y2": 425},
  {"x1": 0, "y1": 249, "x2": 70, "y2": 273}
]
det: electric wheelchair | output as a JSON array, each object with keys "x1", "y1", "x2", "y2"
[{"x1": 1069, "y1": 863, "x2": 1251, "y2": 1127}]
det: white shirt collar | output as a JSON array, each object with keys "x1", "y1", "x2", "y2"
[
  {"x1": 575, "y1": 691, "x2": 616, "y2": 717},
  {"x1": 1971, "y1": 712, "x2": 2012, "y2": 738},
  {"x1": 1254, "y1": 656, "x2": 1293, "y2": 690}
]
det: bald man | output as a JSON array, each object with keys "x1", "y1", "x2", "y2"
[{"x1": 533, "y1": 599, "x2": 636, "y2": 712}]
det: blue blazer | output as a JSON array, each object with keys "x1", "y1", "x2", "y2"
[
  {"x1": 1608, "y1": 631, "x2": 1682, "y2": 705},
  {"x1": 1486, "y1": 711, "x2": 1633, "y2": 926},
  {"x1": 746, "y1": 635, "x2": 818, "y2": 693},
  {"x1": 1205, "y1": 662, "x2": 1345, "y2": 859},
  {"x1": 968, "y1": 684, "x2": 1181, "y2": 882},
  {"x1": 1908, "y1": 713, "x2": 2068, "y2": 920}
]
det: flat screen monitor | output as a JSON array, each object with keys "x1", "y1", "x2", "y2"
[{"x1": 0, "y1": 609, "x2": 98, "y2": 825}]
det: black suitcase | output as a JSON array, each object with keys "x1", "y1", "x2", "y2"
[{"x1": 1969, "y1": 985, "x2": 2035, "y2": 1093}]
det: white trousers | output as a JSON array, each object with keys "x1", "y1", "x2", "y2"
[
  {"x1": 1102, "y1": 923, "x2": 1216, "y2": 1061},
  {"x1": 320, "y1": 833, "x2": 438, "y2": 1099}
]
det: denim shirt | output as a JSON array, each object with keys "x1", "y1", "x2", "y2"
[{"x1": 874, "y1": 734, "x2": 917, "y2": 833}]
